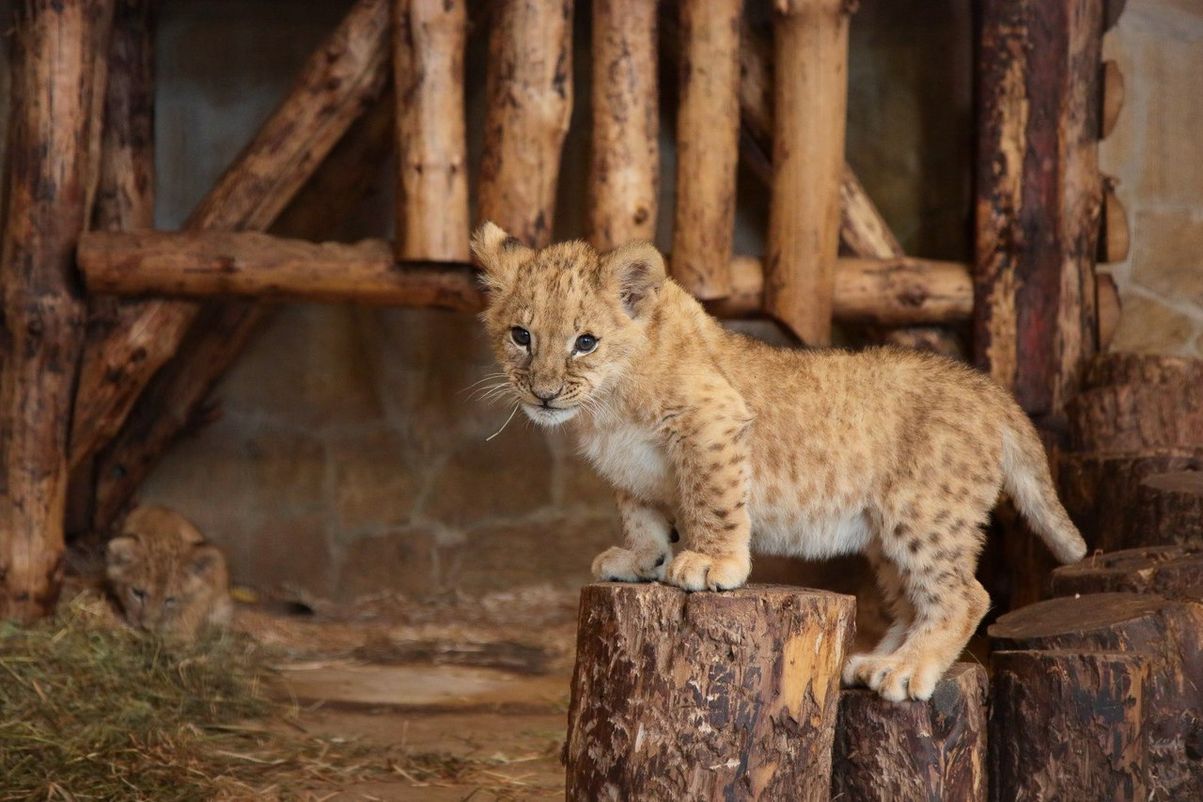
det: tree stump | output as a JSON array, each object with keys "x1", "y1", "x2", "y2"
[
  {"x1": 1082, "y1": 352, "x2": 1203, "y2": 391},
  {"x1": 1069, "y1": 384, "x2": 1203, "y2": 453},
  {"x1": 1058, "y1": 450, "x2": 1203, "y2": 552},
  {"x1": 1132, "y1": 470, "x2": 1203, "y2": 545},
  {"x1": 564, "y1": 583, "x2": 855, "y2": 802},
  {"x1": 1050, "y1": 545, "x2": 1203, "y2": 601},
  {"x1": 832, "y1": 663, "x2": 987, "y2": 802},
  {"x1": 989, "y1": 650, "x2": 1148, "y2": 802},
  {"x1": 989, "y1": 593, "x2": 1203, "y2": 799}
]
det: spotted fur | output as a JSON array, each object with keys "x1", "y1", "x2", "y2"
[
  {"x1": 473, "y1": 223, "x2": 1086, "y2": 702},
  {"x1": 105, "y1": 505, "x2": 232, "y2": 641}
]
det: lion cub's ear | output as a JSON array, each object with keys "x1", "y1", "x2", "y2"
[
  {"x1": 601, "y1": 241, "x2": 666, "y2": 318},
  {"x1": 471, "y1": 221, "x2": 532, "y2": 292}
]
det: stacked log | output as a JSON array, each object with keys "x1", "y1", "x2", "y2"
[
  {"x1": 564, "y1": 583, "x2": 854, "y2": 801},
  {"x1": 989, "y1": 593, "x2": 1203, "y2": 800},
  {"x1": 1050, "y1": 544, "x2": 1203, "y2": 601},
  {"x1": 833, "y1": 663, "x2": 987, "y2": 802}
]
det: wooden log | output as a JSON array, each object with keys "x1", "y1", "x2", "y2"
[
  {"x1": 1101, "y1": 59, "x2": 1124, "y2": 139},
  {"x1": 669, "y1": 0, "x2": 742, "y2": 299},
  {"x1": 1050, "y1": 544, "x2": 1203, "y2": 601},
  {"x1": 564, "y1": 583, "x2": 855, "y2": 801},
  {"x1": 1131, "y1": 471, "x2": 1203, "y2": 546},
  {"x1": 765, "y1": 0, "x2": 853, "y2": 346},
  {"x1": 477, "y1": 0, "x2": 573, "y2": 248},
  {"x1": 1059, "y1": 450, "x2": 1203, "y2": 552},
  {"x1": 832, "y1": 663, "x2": 987, "y2": 802},
  {"x1": 588, "y1": 0, "x2": 659, "y2": 250},
  {"x1": 974, "y1": 0, "x2": 1104, "y2": 420},
  {"x1": 1097, "y1": 271, "x2": 1121, "y2": 349},
  {"x1": 1098, "y1": 175, "x2": 1130, "y2": 263},
  {"x1": 1069, "y1": 385, "x2": 1203, "y2": 452},
  {"x1": 392, "y1": 0, "x2": 469, "y2": 261},
  {"x1": 1083, "y1": 352, "x2": 1203, "y2": 390},
  {"x1": 989, "y1": 650, "x2": 1149, "y2": 802},
  {"x1": 0, "y1": 0, "x2": 114, "y2": 621},
  {"x1": 68, "y1": 0, "x2": 390, "y2": 471},
  {"x1": 80, "y1": 231, "x2": 974, "y2": 325},
  {"x1": 989, "y1": 593, "x2": 1203, "y2": 799}
]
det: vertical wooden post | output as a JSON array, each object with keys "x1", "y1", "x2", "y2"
[
  {"x1": 765, "y1": 0, "x2": 853, "y2": 346},
  {"x1": 669, "y1": 0, "x2": 742, "y2": 299},
  {"x1": 392, "y1": 0, "x2": 469, "y2": 261},
  {"x1": 588, "y1": 0, "x2": 658, "y2": 251},
  {"x1": 0, "y1": 0, "x2": 114, "y2": 621},
  {"x1": 974, "y1": 0, "x2": 1104, "y2": 424},
  {"x1": 477, "y1": 0, "x2": 573, "y2": 248}
]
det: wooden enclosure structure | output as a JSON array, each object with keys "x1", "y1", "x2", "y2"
[{"x1": 0, "y1": 0, "x2": 1178, "y2": 799}]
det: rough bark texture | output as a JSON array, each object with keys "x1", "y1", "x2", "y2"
[
  {"x1": 69, "y1": 0, "x2": 390, "y2": 471},
  {"x1": 1069, "y1": 384, "x2": 1203, "y2": 453},
  {"x1": 1082, "y1": 353, "x2": 1203, "y2": 390},
  {"x1": 1131, "y1": 471, "x2": 1203, "y2": 546},
  {"x1": 669, "y1": 0, "x2": 741, "y2": 299},
  {"x1": 989, "y1": 650, "x2": 1148, "y2": 802},
  {"x1": 990, "y1": 593, "x2": 1203, "y2": 799},
  {"x1": 565, "y1": 583, "x2": 855, "y2": 802},
  {"x1": 974, "y1": 0, "x2": 1103, "y2": 421},
  {"x1": 392, "y1": 0, "x2": 469, "y2": 261},
  {"x1": 708, "y1": 255, "x2": 973, "y2": 325},
  {"x1": 1058, "y1": 450, "x2": 1203, "y2": 552},
  {"x1": 832, "y1": 663, "x2": 987, "y2": 802},
  {"x1": 588, "y1": 0, "x2": 659, "y2": 251},
  {"x1": 80, "y1": 231, "x2": 483, "y2": 310},
  {"x1": 1050, "y1": 544, "x2": 1203, "y2": 601},
  {"x1": 0, "y1": 0, "x2": 114, "y2": 621},
  {"x1": 764, "y1": 0, "x2": 851, "y2": 346},
  {"x1": 476, "y1": 0, "x2": 573, "y2": 248}
]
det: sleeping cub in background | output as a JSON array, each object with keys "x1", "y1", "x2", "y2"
[
  {"x1": 472, "y1": 222, "x2": 1086, "y2": 702},
  {"x1": 106, "y1": 506, "x2": 233, "y2": 641}
]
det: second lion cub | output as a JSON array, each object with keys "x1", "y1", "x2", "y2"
[{"x1": 472, "y1": 222, "x2": 1086, "y2": 702}]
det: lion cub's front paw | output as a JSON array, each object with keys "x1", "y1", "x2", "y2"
[
  {"x1": 592, "y1": 546, "x2": 669, "y2": 583},
  {"x1": 842, "y1": 653, "x2": 941, "y2": 703},
  {"x1": 664, "y1": 550, "x2": 749, "y2": 592}
]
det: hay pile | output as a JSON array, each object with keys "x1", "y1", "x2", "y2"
[{"x1": 0, "y1": 595, "x2": 384, "y2": 801}]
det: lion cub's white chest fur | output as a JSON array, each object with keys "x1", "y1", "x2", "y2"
[{"x1": 577, "y1": 419, "x2": 674, "y2": 504}]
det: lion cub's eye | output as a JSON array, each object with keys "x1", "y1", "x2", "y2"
[
  {"x1": 510, "y1": 326, "x2": 531, "y2": 347},
  {"x1": 131, "y1": 587, "x2": 147, "y2": 602},
  {"x1": 574, "y1": 334, "x2": 598, "y2": 354}
]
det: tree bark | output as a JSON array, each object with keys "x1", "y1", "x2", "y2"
[
  {"x1": 833, "y1": 663, "x2": 987, "y2": 802},
  {"x1": 1082, "y1": 352, "x2": 1203, "y2": 390},
  {"x1": 80, "y1": 231, "x2": 974, "y2": 326},
  {"x1": 1058, "y1": 450, "x2": 1203, "y2": 552},
  {"x1": 588, "y1": 0, "x2": 659, "y2": 251},
  {"x1": 974, "y1": 0, "x2": 1104, "y2": 421},
  {"x1": 476, "y1": 0, "x2": 573, "y2": 248},
  {"x1": 1050, "y1": 544, "x2": 1203, "y2": 601},
  {"x1": 1131, "y1": 471, "x2": 1203, "y2": 546},
  {"x1": 764, "y1": 0, "x2": 852, "y2": 346},
  {"x1": 68, "y1": 0, "x2": 390, "y2": 471},
  {"x1": 1069, "y1": 385, "x2": 1203, "y2": 453},
  {"x1": 0, "y1": 0, "x2": 114, "y2": 621},
  {"x1": 565, "y1": 582, "x2": 855, "y2": 802},
  {"x1": 392, "y1": 0, "x2": 469, "y2": 261},
  {"x1": 989, "y1": 650, "x2": 1148, "y2": 802},
  {"x1": 989, "y1": 593, "x2": 1203, "y2": 799},
  {"x1": 669, "y1": 0, "x2": 742, "y2": 299}
]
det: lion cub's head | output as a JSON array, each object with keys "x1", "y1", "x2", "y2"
[
  {"x1": 105, "y1": 505, "x2": 231, "y2": 640},
  {"x1": 473, "y1": 222, "x2": 666, "y2": 426}
]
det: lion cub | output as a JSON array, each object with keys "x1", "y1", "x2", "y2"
[
  {"x1": 472, "y1": 222, "x2": 1087, "y2": 702},
  {"x1": 106, "y1": 505, "x2": 233, "y2": 641}
]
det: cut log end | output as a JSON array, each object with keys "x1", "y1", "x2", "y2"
[{"x1": 1050, "y1": 544, "x2": 1203, "y2": 601}]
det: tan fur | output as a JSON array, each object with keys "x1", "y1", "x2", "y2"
[
  {"x1": 105, "y1": 505, "x2": 233, "y2": 641},
  {"x1": 472, "y1": 223, "x2": 1087, "y2": 702}
]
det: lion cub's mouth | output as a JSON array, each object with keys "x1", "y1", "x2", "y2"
[{"x1": 522, "y1": 403, "x2": 579, "y2": 426}]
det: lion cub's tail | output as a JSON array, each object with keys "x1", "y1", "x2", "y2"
[{"x1": 1000, "y1": 408, "x2": 1088, "y2": 564}]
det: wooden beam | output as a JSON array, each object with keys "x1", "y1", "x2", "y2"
[
  {"x1": 588, "y1": 0, "x2": 659, "y2": 250},
  {"x1": 765, "y1": 0, "x2": 854, "y2": 345},
  {"x1": 0, "y1": 0, "x2": 114, "y2": 622},
  {"x1": 669, "y1": 0, "x2": 742, "y2": 299},
  {"x1": 78, "y1": 230, "x2": 973, "y2": 326},
  {"x1": 975, "y1": 0, "x2": 1104, "y2": 421},
  {"x1": 477, "y1": 0, "x2": 573, "y2": 248},
  {"x1": 392, "y1": 0, "x2": 469, "y2": 261},
  {"x1": 69, "y1": 0, "x2": 391, "y2": 471}
]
